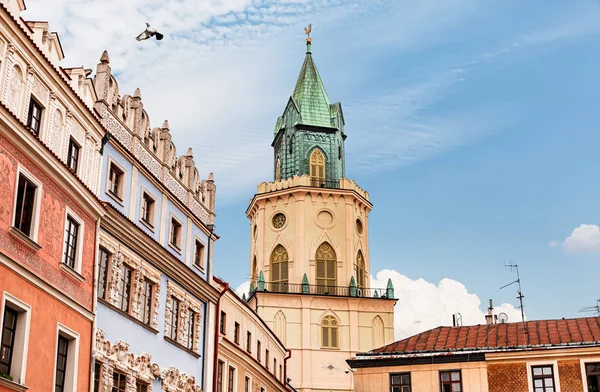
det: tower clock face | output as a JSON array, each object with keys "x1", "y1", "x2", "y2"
[{"x1": 272, "y1": 213, "x2": 287, "y2": 229}]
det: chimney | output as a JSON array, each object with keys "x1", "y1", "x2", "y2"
[{"x1": 485, "y1": 299, "x2": 495, "y2": 325}]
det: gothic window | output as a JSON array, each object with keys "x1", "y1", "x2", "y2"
[
  {"x1": 372, "y1": 316, "x2": 384, "y2": 349},
  {"x1": 275, "y1": 156, "x2": 281, "y2": 181},
  {"x1": 273, "y1": 311, "x2": 286, "y2": 344},
  {"x1": 251, "y1": 256, "x2": 258, "y2": 286},
  {"x1": 316, "y1": 242, "x2": 336, "y2": 293},
  {"x1": 355, "y1": 250, "x2": 366, "y2": 289},
  {"x1": 310, "y1": 149, "x2": 325, "y2": 186},
  {"x1": 270, "y1": 245, "x2": 289, "y2": 293},
  {"x1": 321, "y1": 316, "x2": 339, "y2": 349}
]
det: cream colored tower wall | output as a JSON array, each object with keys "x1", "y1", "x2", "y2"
[{"x1": 249, "y1": 187, "x2": 370, "y2": 287}]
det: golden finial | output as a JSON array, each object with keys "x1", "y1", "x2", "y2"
[{"x1": 304, "y1": 23, "x2": 312, "y2": 44}]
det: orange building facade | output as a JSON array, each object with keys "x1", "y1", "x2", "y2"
[{"x1": 0, "y1": 1, "x2": 105, "y2": 391}]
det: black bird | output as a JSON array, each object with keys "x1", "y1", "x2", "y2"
[{"x1": 136, "y1": 23, "x2": 163, "y2": 41}]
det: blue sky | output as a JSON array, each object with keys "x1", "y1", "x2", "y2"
[{"x1": 24, "y1": 0, "x2": 600, "y2": 336}]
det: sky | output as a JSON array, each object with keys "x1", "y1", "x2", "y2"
[{"x1": 21, "y1": 0, "x2": 600, "y2": 340}]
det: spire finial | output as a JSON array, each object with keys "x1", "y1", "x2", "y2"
[{"x1": 304, "y1": 23, "x2": 312, "y2": 53}]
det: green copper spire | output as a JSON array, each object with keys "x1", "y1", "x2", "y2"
[{"x1": 271, "y1": 28, "x2": 347, "y2": 183}]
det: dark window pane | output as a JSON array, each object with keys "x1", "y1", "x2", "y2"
[
  {"x1": 170, "y1": 297, "x2": 179, "y2": 340},
  {"x1": 67, "y1": 138, "x2": 80, "y2": 172},
  {"x1": 98, "y1": 248, "x2": 110, "y2": 299},
  {"x1": 118, "y1": 265, "x2": 133, "y2": 312},
  {"x1": 0, "y1": 307, "x2": 18, "y2": 375},
  {"x1": 14, "y1": 175, "x2": 37, "y2": 236},
  {"x1": 27, "y1": 99, "x2": 43, "y2": 135},
  {"x1": 63, "y1": 216, "x2": 79, "y2": 268},
  {"x1": 55, "y1": 335, "x2": 69, "y2": 391}
]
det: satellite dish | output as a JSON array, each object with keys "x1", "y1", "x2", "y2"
[{"x1": 498, "y1": 312, "x2": 509, "y2": 324}]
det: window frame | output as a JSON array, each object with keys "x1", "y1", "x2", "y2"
[
  {"x1": 66, "y1": 137, "x2": 80, "y2": 174},
  {"x1": 244, "y1": 375, "x2": 251, "y2": 392},
  {"x1": 61, "y1": 208, "x2": 85, "y2": 273},
  {"x1": 217, "y1": 359, "x2": 225, "y2": 392},
  {"x1": 117, "y1": 263, "x2": 134, "y2": 313},
  {"x1": 257, "y1": 341, "x2": 261, "y2": 362},
  {"x1": 580, "y1": 358, "x2": 600, "y2": 392},
  {"x1": 439, "y1": 370, "x2": 463, "y2": 392},
  {"x1": 0, "y1": 292, "x2": 31, "y2": 384},
  {"x1": 112, "y1": 371, "x2": 127, "y2": 392},
  {"x1": 270, "y1": 244, "x2": 289, "y2": 293},
  {"x1": 315, "y1": 242, "x2": 337, "y2": 293},
  {"x1": 265, "y1": 349, "x2": 269, "y2": 371},
  {"x1": 390, "y1": 372, "x2": 411, "y2": 392},
  {"x1": 26, "y1": 97, "x2": 43, "y2": 136},
  {"x1": 227, "y1": 365, "x2": 236, "y2": 392},
  {"x1": 168, "y1": 214, "x2": 183, "y2": 252},
  {"x1": 169, "y1": 296, "x2": 180, "y2": 341},
  {"x1": 97, "y1": 247, "x2": 110, "y2": 301},
  {"x1": 187, "y1": 308, "x2": 196, "y2": 350},
  {"x1": 246, "y1": 331, "x2": 252, "y2": 353},
  {"x1": 52, "y1": 323, "x2": 80, "y2": 392},
  {"x1": 220, "y1": 311, "x2": 226, "y2": 334},
  {"x1": 234, "y1": 322, "x2": 240, "y2": 345},
  {"x1": 527, "y1": 362, "x2": 559, "y2": 392},
  {"x1": 193, "y1": 237, "x2": 206, "y2": 271},
  {"x1": 12, "y1": 166, "x2": 43, "y2": 242},
  {"x1": 140, "y1": 279, "x2": 153, "y2": 326},
  {"x1": 106, "y1": 158, "x2": 126, "y2": 204},
  {"x1": 320, "y1": 315, "x2": 339, "y2": 349},
  {"x1": 139, "y1": 189, "x2": 156, "y2": 229}
]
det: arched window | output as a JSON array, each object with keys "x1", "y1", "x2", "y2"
[
  {"x1": 251, "y1": 256, "x2": 258, "y2": 286},
  {"x1": 270, "y1": 245, "x2": 288, "y2": 293},
  {"x1": 274, "y1": 311, "x2": 286, "y2": 344},
  {"x1": 316, "y1": 242, "x2": 336, "y2": 294},
  {"x1": 321, "y1": 316, "x2": 339, "y2": 349},
  {"x1": 355, "y1": 250, "x2": 366, "y2": 290},
  {"x1": 275, "y1": 156, "x2": 281, "y2": 181},
  {"x1": 309, "y1": 149, "x2": 325, "y2": 186},
  {"x1": 372, "y1": 316, "x2": 384, "y2": 349}
]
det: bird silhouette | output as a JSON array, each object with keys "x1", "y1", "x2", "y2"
[{"x1": 136, "y1": 23, "x2": 163, "y2": 41}]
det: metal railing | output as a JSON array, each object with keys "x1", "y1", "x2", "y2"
[
  {"x1": 309, "y1": 178, "x2": 340, "y2": 189},
  {"x1": 251, "y1": 282, "x2": 392, "y2": 299}
]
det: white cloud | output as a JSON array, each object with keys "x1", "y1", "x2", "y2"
[
  {"x1": 553, "y1": 224, "x2": 600, "y2": 253},
  {"x1": 234, "y1": 269, "x2": 522, "y2": 341}
]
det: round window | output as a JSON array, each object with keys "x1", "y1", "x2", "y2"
[
  {"x1": 272, "y1": 213, "x2": 287, "y2": 229},
  {"x1": 356, "y1": 219, "x2": 363, "y2": 235}
]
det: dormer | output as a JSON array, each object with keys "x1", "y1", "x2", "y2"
[
  {"x1": 25, "y1": 21, "x2": 64, "y2": 66},
  {"x1": 62, "y1": 67, "x2": 97, "y2": 109}
]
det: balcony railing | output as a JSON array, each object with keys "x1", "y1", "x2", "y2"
[
  {"x1": 249, "y1": 281, "x2": 394, "y2": 299},
  {"x1": 309, "y1": 178, "x2": 340, "y2": 189}
]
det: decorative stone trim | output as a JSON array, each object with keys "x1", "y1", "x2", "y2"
[
  {"x1": 99, "y1": 234, "x2": 162, "y2": 329},
  {"x1": 161, "y1": 367, "x2": 201, "y2": 392},
  {"x1": 164, "y1": 281, "x2": 203, "y2": 353}
]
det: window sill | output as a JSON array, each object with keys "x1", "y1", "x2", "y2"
[
  {"x1": 193, "y1": 262, "x2": 205, "y2": 273},
  {"x1": 60, "y1": 262, "x2": 85, "y2": 283},
  {"x1": 106, "y1": 190, "x2": 125, "y2": 206},
  {"x1": 164, "y1": 336, "x2": 201, "y2": 358},
  {"x1": 0, "y1": 377, "x2": 29, "y2": 391},
  {"x1": 168, "y1": 242, "x2": 182, "y2": 254},
  {"x1": 8, "y1": 227, "x2": 42, "y2": 251},
  {"x1": 140, "y1": 219, "x2": 156, "y2": 232},
  {"x1": 98, "y1": 298, "x2": 159, "y2": 334}
]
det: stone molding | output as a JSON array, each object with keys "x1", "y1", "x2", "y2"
[{"x1": 165, "y1": 281, "x2": 203, "y2": 352}]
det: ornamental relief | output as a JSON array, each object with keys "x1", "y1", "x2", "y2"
[
  {"x1": 0, "y1": 152, "x2": 15, "y2": 225},
  {"x1": 165, "y1": 281, "x2": 203, "y2": 351},
  {"x1": 31, "y1": 75, "x2": 49, "y2": 106}
]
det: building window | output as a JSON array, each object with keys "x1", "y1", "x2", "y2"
[
  {"x1": 66, "y1": 138, "x2": 80, "y2": 173},
  {"x1": 316, "y1": 242, "x2": 337, "y2": 294},
  {"x1": 309, "y1": 149, "x2": 325, "y2": 186},
  {"x1": 169, "y1": 297, "x2": 179, "y2": 340},
  {"x1": 270, "y1": 244, "x2": 288, "y2": 293},
  {"x1": 187, "y1": 309, "x2": 195, "y2": 350},
  {"x1": 13, "y1": 173, "x2": 38, "y2": 237},
  {"x1": 321, "y1": 316, "x2": 339, "y2": 349},
  {"x1": 63, "y1": 215, "x2": 80, "y2": 269},
  {"x1": 93, "y1": 362, "x2": 101, "y2": 392},
  {"x1": 27, "y1": 98, "x2": 43, "y2": 136},
  {"x1": 140, "y1": 192, "x2": 156, "y2": 227},
  {"x1": 260, "y1": 387, "x2": 265, "y2": 392},
  {"x1": 0, "y1": 296, "x2": 31, "y2": 382},
  {"x1": 228, "y1": 366, "x2": 235, "y2": 392},
  {"x1": 217, "y1": 360, "x2": 224, "y2": 392},
  {"x1": 0, "y1": 307, "x2": 17, "y2": 375},
  {"x1": 246, "y1": 331, "x2": 252, "y2": 353},
  {"x1": 136, "y1": 382, "x2": 148, "y2": 392},
  {"x1": 54, "y1": 335, "x2": 69, "y2": 392},
  {"x1": 220, "y1": 311, "x2": 226, "y2": 334},
  {"x1": 257, "y1": 341, "x2": 261, "y2": 362},
  {"x1": 140, "y1": 280, "x2": 153, "y2": 325},
  {"x1": 439, "y1": 370, "x2": 462, "y2": 392},
  {"x1": 390, "y1": 373, "x2": 411, "y2": 392},
  {"x1": 194, "y1": 240, "x2": 205, "y2": 269},
  {"x1": 234, "y1": 322, "x2": 240, "y2": 344},
  {"x1": 113, "y1": 372, "x2": 127, "y2": 392},
  {"x1": 531, "y1": 366, "x2": 555, "y2": 392},
  {"x1": 107, "y1": 162, "x2": 124, "y2": 200},
  {"x1": 169, "y1": 217, "x2": 182, "y2": 250},
  {"x1": 244, "y1": 376, "x2": 250, "y2": 392},
  {"x1": 97, "y1": 248, "x2": 110, "y2": 300},
  {"x1": 586, "y1": 363, "x2": 600, "y2": 392},
  {"x1": 355, "y1": 250, "x2": 366, "y2": 289},
  {"x1": 265, "y1": 350, "x2": 269, "y2": 370},
  {"x1": 273, "y1": 358, "x2": 277, "y2": 375},
  {"x1": 118, "y1": 264, "x2": 133, "y2": 313}
]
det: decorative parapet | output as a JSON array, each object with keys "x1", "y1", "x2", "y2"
[
  {"x1": 92, "y1": 51, "x2": 216, "y2": 226},
  {"x1": 94, "y1": 329, "x2": 202, "y2": 392},
  {"x1": 256, "y1": 174, "x2": 370, "y2": 200}
]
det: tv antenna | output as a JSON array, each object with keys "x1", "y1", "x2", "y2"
[
  {"x1": 452, "y1": 313, "x2": 463, "y2": 327},
  {"x1": 579, "y1": 299, "x2": 600, "y2": 316},
  {"x1": 500, "y1": 262, "x2": 528, "y2": 346}
]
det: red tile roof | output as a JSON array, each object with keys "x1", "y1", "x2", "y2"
[{"x1": 372, "y1": 317, "x2": 600, "y2": 354}]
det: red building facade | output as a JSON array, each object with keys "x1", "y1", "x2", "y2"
[{"x1": 0, "y1": 1, "x2": 105, "y2": 391}]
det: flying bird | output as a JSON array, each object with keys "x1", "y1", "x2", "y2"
[{"x1": 136, "y1": 23, "x2": 163, "y2": 41}]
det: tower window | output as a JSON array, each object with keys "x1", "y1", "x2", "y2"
[
  {"x1": 270, "y1": 244, "x2": 289, "y2": 293},
  {"x1": 309, "y1": 149, "x2": 325, "y2": 186},
  {"x1": 355, "y1": 250, "x2": 366, "y2": 290},
  {"x1": 316, "y1": 242, "x2": 337, "y2": 293},
  {"x1": 321, "y1": 316, "x2": 339, "y2": 349}
]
